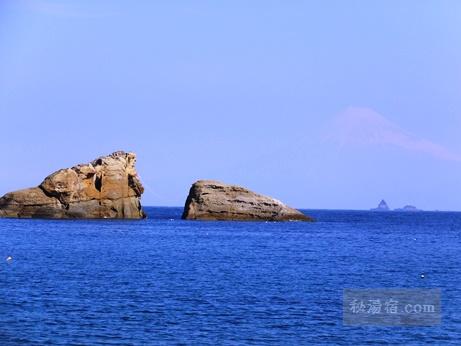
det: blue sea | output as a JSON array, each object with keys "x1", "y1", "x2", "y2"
[{"x1": 1, "y1": 208, "x2": 461, "y2": 345}]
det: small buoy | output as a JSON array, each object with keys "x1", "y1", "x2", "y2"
[
  {"x1": 6, "y1": 256, "x2": 12, "y2": 262},
  {"x1": 420, "y1": 274, "x2": 425, "y2": 279}
]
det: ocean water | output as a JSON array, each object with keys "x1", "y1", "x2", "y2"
[{"x1": 0, "y1": 207, "x2": 461, "y2": 345}]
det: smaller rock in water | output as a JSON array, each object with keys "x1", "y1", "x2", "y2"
[{"x1": 182, "y1": 180, "x2": 313, "y2": 221}]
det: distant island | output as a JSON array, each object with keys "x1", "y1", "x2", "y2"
[
  {"x1": 371, "y1": 199, "x2": 390, "y2": 211},
  {"x1": 371, "y1": 200, "x2": 422, "y2": 212},
  {"x1": 394, "y1": 205, "x2": 422, "y2": 212}
]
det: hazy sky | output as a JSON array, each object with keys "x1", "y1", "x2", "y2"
[{"x1": 1, "y1": 0, "x2": 460, "y2": 210}]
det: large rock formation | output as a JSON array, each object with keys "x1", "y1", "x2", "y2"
[
  {"x1": 0, "y1": 151, "x2": 145, "y2": 219},
  {"x1": 182, "y1": 180, "x2": 312, "y2": 221}
]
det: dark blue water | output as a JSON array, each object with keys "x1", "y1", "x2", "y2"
[{"x1": 1, "y1": 208, "x2": 461, "y2": 345}]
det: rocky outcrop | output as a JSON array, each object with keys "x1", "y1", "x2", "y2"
[
  {"x1": 182, "y1": 180, "x2": 312, "y2": 221},
  {"x1": 0, "y1": 151, "x2": 145, "y2": 219},
  {"x1": 371, "y1": 200, "x2": 390, "y2": 211}
]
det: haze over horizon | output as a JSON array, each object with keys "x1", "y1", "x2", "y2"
[{"x1": 1, "y1": 0, "x2": 460, "y2": 210}]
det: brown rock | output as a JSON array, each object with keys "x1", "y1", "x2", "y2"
[
  {"x1": 0, "y1": 151, "x2": 145, "y2": 219},
  {"x1": 182, "y1": 180, "x2": 312, "y2": 221}
]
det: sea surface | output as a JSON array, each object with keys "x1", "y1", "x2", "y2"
[{"x1": 1, "y1": 208, "x2": 461, "y2": 345}]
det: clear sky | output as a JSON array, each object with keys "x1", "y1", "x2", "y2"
[{"x1": 1, "y1": 0, "x2": 460, "y2": 210}]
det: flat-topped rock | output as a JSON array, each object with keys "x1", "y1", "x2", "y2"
[
  {"x1": 0, "y1": 151, "x2": 145, "y2": 219},
  {"x1": 395, "y1": 205, "x2": 421, "y2": 212},
  {"x1": 182, "y1": 180, "x2": 312, "y2": 221}
]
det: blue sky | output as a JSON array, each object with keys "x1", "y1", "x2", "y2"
[{"x1": 1, "y1": 0, "x2": 460, "y2": 210}]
